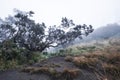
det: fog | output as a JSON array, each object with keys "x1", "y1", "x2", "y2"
[
  {"x1": 45, "y1": 23, "x2": 120, "y2": 52},
  {"x1": 0, "y1": 0, "x2": 120, "y2": 29},
  {"x1": 0, "y1": 0, "x2": 120, "y2": 52}
]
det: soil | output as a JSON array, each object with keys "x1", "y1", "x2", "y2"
[{"x1": 0, "y1": 56, "x2": 105, "y2": 80}]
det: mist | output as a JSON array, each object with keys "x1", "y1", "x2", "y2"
[
  {"x1": 0, "y1": 0, "x2": 120, "y2": 29},
  {"x1": 47, "y1": 23, "x2": 120, "y2": 52}
]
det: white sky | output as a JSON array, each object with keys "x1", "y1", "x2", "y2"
[{"x1": 0, "y1": 0, "x2": 120, "y2": 28}]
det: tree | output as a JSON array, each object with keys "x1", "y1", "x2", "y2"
[{"x1": 0, "y1": 10, "x2": 94, "y2": 52}]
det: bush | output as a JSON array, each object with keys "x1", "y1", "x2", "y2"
[
  {"x1": 0, "y1": 59, "x2": 18, "y2": 70},
  {"x1": 0, "y1": 40, "x2": 47, "y2": 70}
]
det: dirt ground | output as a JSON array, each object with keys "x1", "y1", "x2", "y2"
[
  {"x1": 0, "y1": 56, "x2": 99, "y2": 80},
  {"x1": 0, "y1": 56, "x2": 115, "y2": 80}
]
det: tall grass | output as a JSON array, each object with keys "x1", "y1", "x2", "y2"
[{"x1": 63, "y1": 38, "x2": 120, "y2": 80}]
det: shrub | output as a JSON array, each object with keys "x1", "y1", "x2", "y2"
[{"x1": 0, "y1": 59, "x2": 18, "y2": 70}]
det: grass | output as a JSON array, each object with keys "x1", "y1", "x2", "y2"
[
  {"x1": 21, "y1": 38, "x2": 120, "y2": 80},
  {"x1": 62, "y1": 68, "x2": 81, "y2": 80},
  {"x1": 1, "y1": 38, "x2": 120, "y2": 80},
  {"x1": 63, "y1": 38, "x2": 120, "y2": 80},
  {"x1": 22, "y1": 66, "x2": 49, "y2": 74},
  {"x1": 22, "y1": 66, "x2": 81, "y2": 80},
  {"x1": 64, "y1": 51, "x2": 120, "y2": 80},
  {"x1": 64, "y1": 56, "x2": 73, "y2": 62},
  {"x1": 73, "y1": 56, "x2": 99, "y2": 69}
]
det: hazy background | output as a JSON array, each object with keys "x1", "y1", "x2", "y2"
[{"x1": 0, "y1": 0, "x2": 120, "y2": 29}]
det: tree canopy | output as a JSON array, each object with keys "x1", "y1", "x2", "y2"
[{"x1": 0, "y1": 10, "x2": 94, "y2": 52}]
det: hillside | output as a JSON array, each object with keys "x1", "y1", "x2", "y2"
[
  {"x1": 90, "y1": 23, "x2": 120, "y2": 39},
  {"x1": 73, "y1": 23, "x2": 120, "y2": 44},
  {"x1": 0, "y1": 38, "x2": 120, "y2": 80}
]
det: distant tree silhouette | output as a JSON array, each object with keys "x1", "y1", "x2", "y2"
[{"x1": 0, "y1": 9, "x2": 94, "y2": 52}]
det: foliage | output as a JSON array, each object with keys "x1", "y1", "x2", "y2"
[
  {"x1": 0, "y1": 9, "x2": 93, "y2": 70},
  {"x1": 20, "y1": 38, "x2": 120, "y2": 80},
  {"x1": 0, "y1": 9, "x2": 93, "y2": 52},
  {"x1": 0, "y1": 40, "x2": 46, "y2": 70},
  {"x1": 0, "y1": 59, "x2": 18, "y2": 71}
]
